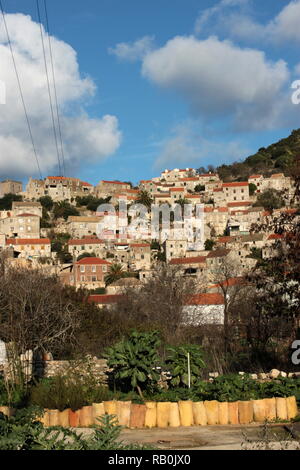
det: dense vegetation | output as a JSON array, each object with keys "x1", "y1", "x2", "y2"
[
  {"x1": 199, "y1": 128, "x2": 300, "y2": 182},
  {"x1": 0, "y1": 409, "x2": 147, "y2": 450},
  {"x1": 0, "y1": 193, "x2": 22, "y2": 210}
]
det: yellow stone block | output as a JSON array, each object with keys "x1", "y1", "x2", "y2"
[
  {"x1": 116, "y1": 401, "x2": 131, "y2": 427},
  {"x1": 218, "y1": 402, "x2": 229, "y2": 425},
  {"x1": 178, "y1": 400, "x2": 194, "y2": 426},
  {"x1": 276, "y1": 397, "x2": 288, "y2": 421},
  {"x1": 286, "y1": 396, "x2": 298, "y2": 420},
  {"x1": 157, "y1": 402, "x2": 170, "y2": 428},
  {"x1": 92, "y1": 402, "x2": 105, "y2": 425},
  {"x1": 264, "y1": 397, "x2": 276, "y2": 421},
  {"x1": 145, "y1": 402, "x2": 157, "y2": 428},
  {"x1": 169, "y1": 402, "x2": 181, "y2": 427},
  {"x1": 228, "y1": 402, "x2": 239, "y2": 425},
  {"x1": 238, "y1": 401, "x2": 253, "y2": 424},
  {"x1": 204, "y1": 400, "x2": 219, "y2": 425},
  {"x1": 193, "y1": 402, "x2": 207, "y2": 426},
  {"x1": 253, "y1": 399, "x2": 266, "y2": 423}
]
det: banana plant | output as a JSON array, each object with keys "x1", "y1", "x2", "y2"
[{"x1": 105, "y1": 330, "x2": 161, "y2": 399}]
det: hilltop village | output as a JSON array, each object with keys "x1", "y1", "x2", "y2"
[{"x1": 0, "y1": 167, "x2": 296, "y2": 324}]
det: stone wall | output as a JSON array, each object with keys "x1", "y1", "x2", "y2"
[{"x1": 33, "y1": 358, "x2": 109, "y2": 385}]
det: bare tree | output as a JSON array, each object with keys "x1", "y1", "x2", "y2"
[
  {"x1": 113, "y1": 263, "x2": 202, "y2": 348},
  {"x1": 0, "y1": 258, "x2": 80, "y2": 358},
  {"x1": 208, "y1": 255, "x2": 254, "y2": 354}
]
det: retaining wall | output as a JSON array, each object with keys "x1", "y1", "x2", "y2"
[{"x1": 2, "y1": 396, "x2": 297, "y2": 429}]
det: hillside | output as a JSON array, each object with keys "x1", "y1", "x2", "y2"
[{"x1": 215, "y1": 128, "x2": 300, "y2": 182}]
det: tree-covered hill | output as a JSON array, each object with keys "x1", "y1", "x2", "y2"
[{"x1": 212, "y1": 128, "x2": 300, "y2": 182}]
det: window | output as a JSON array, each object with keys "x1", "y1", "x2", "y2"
[
  {"x1": 92, "y1": 266, "x2": 96, "y2": 273},
  {"x1": 102, "y1": 265, "x2": 107, "y2": 272},
  {"x1": 92, "y1": 276, "x2": 97, "y2": 282},
  {"x1": 80, "y1": 266, "x2": 85, "y2": 273}
]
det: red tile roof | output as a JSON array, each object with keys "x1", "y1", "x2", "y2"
[
  {"x1": 206, "y1": 249, "x2": 230, "y2": 258},
  {"x1": 198, "y1": 173, "x2": 217, "y2": 177},
  {"x1": 16, "y1": 213, "x2": 39, "y2": 217},
  {"x1": 227, "y1": 201, "x2": 252, "y2": 207},
  {"x1": 249, "y1": 174, "x2": 262, "y2": 179},
  {"x1": 179, "y1": 177, "x2": 200, "y2": 182},
  {"x1": 267, "y1": 234, "x2": 284, "y2": 240},
  {"x1": 186, "y1": 293, "x2": 224, "y2": 305},
  {"x1": 222, "y1": 182, "x2": 248, "y2": 188},
  {"x1": 76, "y1": 257, "x2": 111, "y2": 265},
  {"x1": 208, "y1": 277, "x2": 246, "y2": 289},
  {"x1": 101, "y1": 180, "x2": 130, "y2": 185},
  {"x1": 88, "y1": 294, "x2": 124, "y2": 304},
  {"x1": 170, "y1": 188, "x2": 185, "y2": 192},
  {"x1": 130, "y1": 243, "x2": 150, "y2": 248},
  {"x1": 6, "y1": 238, "x2": 50, "y2": 245},
  {"x1": 217, "y1": 236, "x2": 235, "y2": 243},
  {"x1": 270, "y1": 173, "x2": 284, "y2": 178},
  {"x1": 170, "y1": 256, "x2": 207, "y2": 265},
  {"x1": 68, "y1": 238, "x2": 105, "y2": 245}
]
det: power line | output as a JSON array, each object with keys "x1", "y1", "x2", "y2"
[
  {"x1": 36, "y1": 0, "x2": 62, "y2": 176},
  {"x1": 43, "y1": 0, "x2": 66, "y2": 177},
  {"x1": 0, "y1": 0, "x2": 43, "y2": 179}
]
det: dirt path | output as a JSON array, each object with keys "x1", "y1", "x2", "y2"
[{"x1": 79, "y1": 423, "x2": 299, "y2": 450}]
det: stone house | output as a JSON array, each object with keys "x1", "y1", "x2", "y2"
[
  {"x1": 5, "y1": 238, "x2": 51, "y2": 259},
  {"x1": 67, "y1": 237, "x2": 107, "y2": 259},
  {"x1": 64, "y1": 257, "x2": 111, "y2": 289},
  {"x1": 0, "y1": 211, "x2": 40, "y2": 239},
  {"x1": 164, "y1": 239, "x2": 188, "y2": 262},
  {"x1": 129, "y1": 243, "x2": 151, "y2": 270},
  {"x1": 169, "y1": 255, "x2": 207, "y2": 278},
  {"x1": 96, "y1": 180, "x2": 131, "y2": 198},
  {"x1": 66, "y1": 216, "x2": 102, "y2": 238},
  {"x1": 160, "y1": 168, "x2": 196, "y2": 182},
  {"x1": 182, "y1": 293, "x2": 225, "y2": 325},
  {"x1": 12, "y1": 201, "x2": 42, "y2": 218},
  {"x1": 0, "y1": 180, "x2": 22, "y2": 197}
]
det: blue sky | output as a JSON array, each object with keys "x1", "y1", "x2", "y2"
[{"x1": 0, "y1": 0, "x2": 300, "y2": 186}]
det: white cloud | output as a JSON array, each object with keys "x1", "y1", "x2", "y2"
[
  {"x1": 295, "y1": 63, "x2": 300, "y2": 75},
  {"x1": 108, "y1": 35, "x2": 155, "y2": 62},
  {"x1": 141, "y1": 35, "x2": 290, "y2": 129},
  {"x1": 194, "y1": 0, "x2": 300, "y2": 44},
  {"x1": 0, "y1": 13, "x2": 121, "y2": 178},
  {"x1": 154, "y1": 122, "x2": 251, "y2": 170},
  {"x1": 194, "y1": 0, "x2": 249, "y2": 35}
]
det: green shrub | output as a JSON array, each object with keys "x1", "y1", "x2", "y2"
[
  {"x1": 105, "y1": 330, "x2": 162, "y2": 398},
  {"x1": 166, "y1": 344, "x2": 206, "y2": 388},
  {"x1": 29, "y1": 376, "x2": 113, "y2": 411},
  {"x1": 0, "y1": 408, "x2": 150, "y2": 450},
  {"x1": 0, "y1": 377, "x2": 27, "y2": 408}
]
